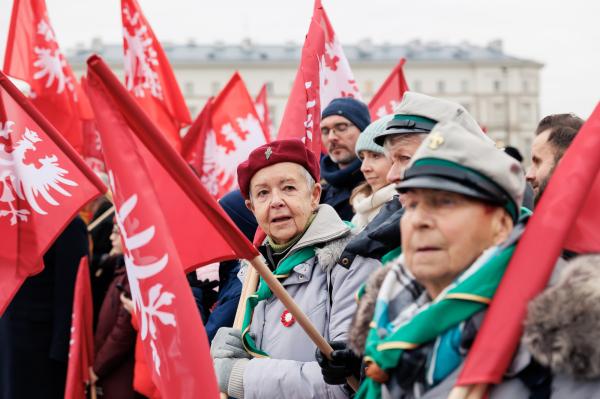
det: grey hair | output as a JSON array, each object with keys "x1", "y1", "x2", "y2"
[{"x1": 300, "y1": 167, "x2": 316, "y2": 189}]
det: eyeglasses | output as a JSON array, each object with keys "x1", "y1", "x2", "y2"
[{"x1": 320, "y1": 122, "x2": 354, "y2": 136}]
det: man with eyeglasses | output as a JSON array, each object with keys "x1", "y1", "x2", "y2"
[{"x1": 319, "y1": 97, "x2": 371, "y2": 221}]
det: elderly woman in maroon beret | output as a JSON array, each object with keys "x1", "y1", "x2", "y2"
[{"x1": 210, "y1": 139, "x2": 379, "y2": 399}]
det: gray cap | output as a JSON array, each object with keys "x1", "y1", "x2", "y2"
[
  {"x1": 373, "y1": 92, "x2": 490, "y2": 146},
  {"x1": 397, "y1": 121, "x2": 525, "y2": 221}
]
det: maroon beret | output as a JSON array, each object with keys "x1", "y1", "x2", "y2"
[{"x1": 237, "y1": 139, "x2": 320, "y2": 199}]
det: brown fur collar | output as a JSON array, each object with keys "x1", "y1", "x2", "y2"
[{"x1": 524, "y1": 254, "x2": 600, "y2": 379}]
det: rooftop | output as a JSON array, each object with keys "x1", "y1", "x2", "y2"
[{"x1": 67, "y1": 38, "x2": 543, "y2": 67}]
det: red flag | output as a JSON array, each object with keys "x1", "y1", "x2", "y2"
[
  {"x1": 206, "y1": 72, "x2": 268, "y2": 198},
  {"x1": 79, "y1": 77, "x2": 105, "y2": 175},
  {"x1": 255, "y1": 84, "x2": 272, "y2": 139},
  {"x1": 456, "y1": 102, "x2": 600, "y2": 388},
  {"x1": 65, "y1": 257, "x2": 94, "y2": 399},
  {"x1": 3, "y1": 0, "x2": 91, "y2": 152},
  {"x1": 86, "y1": 54, "x2": 259, "y2": 398},
  {"x1": 278, "y1": 0, "x2": 361, "y2": 156},
  {"x1": 368, "y1": 59, "x2": 409, "y2": 119},
  {"x1": 120, "y1": 0, "x2": 191, "y2": 151},
  {"x1": 180, "y1": 98, "x2": 218, "y2": 195},
  {"x1": 0, "y1": 72, "x2": 105, "y2": 316}
]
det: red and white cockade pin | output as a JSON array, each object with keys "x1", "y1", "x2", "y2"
[{"x1": 280, "y1": 309, "x2": 295, "y2": 327}]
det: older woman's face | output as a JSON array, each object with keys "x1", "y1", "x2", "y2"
[
  {"x1": 246, "y1": 162, "x2": 321, "y2": 245},
  {"x1": 401, "y1": 188, "x2": 511, "y2": 298}
]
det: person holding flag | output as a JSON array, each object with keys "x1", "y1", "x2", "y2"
[{"x1": 210, "y1": 139, "x2": 380, "y2": 399}]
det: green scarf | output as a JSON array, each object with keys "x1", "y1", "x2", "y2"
[
  {"x1": 240, "y1": 246, "x2": 316, "y2": 357},
  {"x1": 356, "y1": 244, "x2": 516, "y2": 399}
]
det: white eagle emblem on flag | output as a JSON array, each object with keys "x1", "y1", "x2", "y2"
[
  {"x1": 111, "y1": 172, "x2": 176, "y2": 375},
  {"x1": 0, "y1": 121, "x2": 78, "y2": 225},
  {"x1": 31, "y1": 16, "x2": 76, "y2": 99}
]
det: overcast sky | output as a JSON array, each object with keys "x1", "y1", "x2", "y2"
[{"x1": 1, "y1": 0, "x2": 598, "y2": 119}]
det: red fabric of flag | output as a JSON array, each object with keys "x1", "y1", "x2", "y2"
[
  {"x1": 457, "y1": 102, "x2": 600, "y2": 387},
  {"x1": 86, "y1": 54, "x2": 258, "y2": 398},
  {"x1": 3, "y1": 0, "x2": 90, "y2": 152},
  {"x1": 0, "y1": 72, "x2": 105, "y2": 316},
  {"x1": 180, "y1": 98, "x2": 217, "y2": 195},
  {"x1": 255, "y1": 84, "x2": 272, "y2": 140},
  {"x1": 205, "y1": 72, "x2": 267, "y2": 199},
  {"x1": 278, "y1": 0, "x2": 360, "y2": 157},
  {"x1": 79, "y1": 77, "x2": 106, "y2": 175},
  {"x1": 120, "y1": 0, "x2": 191, "y2": 152},
  {"x1": 368, "y1": 59, "x2": 409, "y2": 119},
  {"x1": 65, "y1": 257, "x2": 94, "y2": 399}
]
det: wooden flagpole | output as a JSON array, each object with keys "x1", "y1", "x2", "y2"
[
  {"x1": 247, "y1": 256, "x2": 360, "y2": 391},
  {"x1": 220, "y1": 265, "x2": 260, "y2": 399}
]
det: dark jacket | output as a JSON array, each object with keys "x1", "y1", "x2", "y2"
[
  {"x1": 93, "y1": 258, "x2": 137, "y2": 399},
  {"x1": 199, "y1": 189, "x2": 257, "y2": 343},
  {"x1": 0, "y1": 217, "x2": 88, "y2": 399},
  {"x1": 320, "y1": 156, "x2": 364, "y2": 221},
  {"x1": 205, "y1": 260, "x2": 242, "y2": 343},
  {"x1": 89, "y1": 198, "x2": 116, "y2": 329},
  {"x1": 338, "y1": 197, "x2": 403, "y2": 267}
]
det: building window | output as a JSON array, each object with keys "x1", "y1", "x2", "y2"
[
  {"x1": 211, "y1": 81, "x2": 221, "y2": 95},
  {"x1": 184, "y1": 81, "x2": 194, "y2": 96},
  {"x1": 413, "y1": 80, "x2": 422, "y2": 92},
  {"x1": 437, "y1": 80, "x2": 445, "y2": 94},
  {"x1": 522, "y1": 80, "x2": 529, "y2": 93},
  {"x1": 519, "y1": 102, "x2": 532, "y2": 123},
  {"x1": 266, "y1": 81, "x2": 274, "y2": 95},
  {"x1": 461, "y1": 80, "x2": 469, "y2": 93},
  {"x1": 491, "y1": 102, "x2": 506, "y2": 124},
  {"x1": 493, "y1": 80, "x2": 502, "y2": 93}
]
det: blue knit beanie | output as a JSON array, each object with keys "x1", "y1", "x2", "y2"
[{"x1": 321, "y1": 97, "x2": 371, "y2": 132}]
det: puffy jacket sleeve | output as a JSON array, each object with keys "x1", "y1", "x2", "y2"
[
  {"x1": 241, "y1": 255, "x2": 381, "y2": 399},
  {"x1": 329, "y1": 255, "x2": 381, "y2": 342},
  {"x1": 243, "y1": 358, "x2": 349, "y2": 399}
]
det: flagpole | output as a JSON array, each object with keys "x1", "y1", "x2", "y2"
[
  {"x1": 248, "y1": 256, "x2": 360, "y2": 391},
  {"x1": 87, "y1": 205, "x2": 115, "y2": 232},
  {"x1": 219, "y1": 266, "x2": 260, "y2": 399}
]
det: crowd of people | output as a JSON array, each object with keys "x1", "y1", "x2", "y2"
[{"x1": 0, "y1": 90, "x2": 594, "y2": 399}]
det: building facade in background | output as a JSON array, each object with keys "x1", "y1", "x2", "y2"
[{"x1": 69, "y1": 38, "x2": 543, "y2": 155}]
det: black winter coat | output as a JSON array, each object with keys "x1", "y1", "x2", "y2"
[
  {"x1": 338, "y1": 198, "x2": 403, "y2": 267},
  {"x1": 0, "y1": 217, "x2": 88, "y2": 399},
  {"x1": 320, "y1": 156, "x2": 365, "y2": 221}
]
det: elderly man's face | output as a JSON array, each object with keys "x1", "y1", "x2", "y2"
[
  {"x1": 401, "y1": 188, "x2": 512, "y2": 299},
  {"x1": 246, "y1": 162, "x2": 321, "y2": 245},
  {"x1": 526, "y1": 129, "x2": 556, "y2": 203},
  {"x1": 320, "y1": 115, "x2": 360, "y2": 167},
  {"x1": 384, "y1": 134, "x2": 426, "y2": 185}
]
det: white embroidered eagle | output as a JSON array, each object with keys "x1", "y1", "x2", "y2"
[
  {"x1": 110, "y1": 171, "x2": 175, "y2": 375},
  {"x1": 0, "y1": 122, "x2": 77, "y2": 225}
]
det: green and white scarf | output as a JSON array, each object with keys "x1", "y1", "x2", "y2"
[{"x1": 356, "y1": 243, "x2": 516, "y2": 399}]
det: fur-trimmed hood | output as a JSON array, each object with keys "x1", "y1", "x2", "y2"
[{"x1": 524, "y1": 254, "x2": 600, "y2": 379}]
